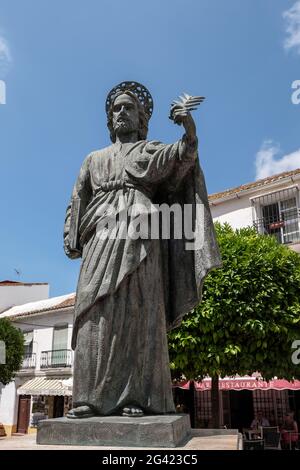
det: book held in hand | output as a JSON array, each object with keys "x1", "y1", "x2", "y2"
[{"x1": 69, "y1": 197, "x2": 81, "y2": 252}]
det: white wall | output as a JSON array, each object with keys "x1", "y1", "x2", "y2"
[
  {"x1": 211, "y1": 196, "x2": 253, "y2": 229},
  {"x1": 67, "y1": 325, "x2": 73, "y2": 350},
  {"x1": 0, "y1": 284, "x2": 49, "y2": 311},
  {"x1": 0, "y1": 381, "x2": 17, "y2": 426}
]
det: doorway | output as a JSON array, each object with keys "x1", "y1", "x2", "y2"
[
  {"x1": 53, "y1": 396, "x2": 64, "y2": 418},
  {"x1": 17, "y1": 395, "x2": 31, "y2": 433},
  {"x1": 229, "y1": 390, "x2": 254, "y2": 431}
]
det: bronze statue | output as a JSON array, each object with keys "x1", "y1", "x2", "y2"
[{"x1": 64, "y1": 81, "x2": 220, "y2": 419}]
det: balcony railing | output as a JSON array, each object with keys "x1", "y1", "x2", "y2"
[
  {"x1": 40, "y1": 349, "x2": 72, "y2": 369},
  {"x1": 253, "y1": 213, "x2": 300, "y2": 245},
  {"x1": 21, "y1": 353, "x2": 36, "y2": 369}
]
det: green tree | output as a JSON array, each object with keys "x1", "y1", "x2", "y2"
[
  {"x1": 169, "y1": 224, "x2": 300, "y2": 427},
  {"x1": 0, "y1": 318, "x2": 24, "y2": 385}
]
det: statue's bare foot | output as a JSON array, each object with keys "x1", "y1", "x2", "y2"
[
  {"x1": 67, "y1": 405, "x2": 95, "y2": 419},
  {"x1": 122, "y1": 405, "x2": 144, "y2": 417}
]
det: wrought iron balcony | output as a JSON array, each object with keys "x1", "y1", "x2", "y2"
[
  {"x1": 21, "y1": 353, "x2": 36, "y2": 369},
  {"x1": 253, "y1": 212, "x2": 300, "y2": 245},
  {"x1": 40, "y1": 349, "x2": 72, "y2": 369}
]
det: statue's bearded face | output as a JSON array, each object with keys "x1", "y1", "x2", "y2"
[{"x1": 112, "y1": 94, "x2": 140, "y2": 136}]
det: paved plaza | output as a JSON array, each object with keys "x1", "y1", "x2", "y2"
[{"x1": 0, "y1": 430, "x2": 240, "y2": 451}]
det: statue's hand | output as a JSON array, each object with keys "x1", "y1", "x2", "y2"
[
  {"x1": 64, "y1": 239, "x2": 82, "y2": 259},
  {"x1": 170, "y1": 104, "x2": 192, "y2": 126},
  {"x1": 169, "y1": 93, "x2": 204, "y2": 141},
  {"x1": 66, "y1": 249, "x2": 81, "y2": 260},
  {"x1": 169, "y1": 94, "x2": 204, "y2": 122},
  {"x1": 170, "y1": 105, "x2": 196, "y2": 142},
  {"x1": 170, "y1": 105, "x2": 194, "y2": 126}
]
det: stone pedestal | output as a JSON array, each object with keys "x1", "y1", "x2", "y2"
[{"x1": 36, "y1": 414, "x2": 191, "y2": 448}]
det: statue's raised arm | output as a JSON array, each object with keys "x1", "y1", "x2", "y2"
[{"x1": 169, "y1": 93, "x2": 205, "y2": 144}]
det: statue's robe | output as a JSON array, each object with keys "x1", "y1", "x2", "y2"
[{"x1": 64, "y1": 137, "x2": 221, "y2": 415}]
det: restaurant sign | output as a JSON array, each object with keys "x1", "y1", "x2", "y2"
[{"x1": 175, "y1": 378, "x2": 300, "y2": 391}]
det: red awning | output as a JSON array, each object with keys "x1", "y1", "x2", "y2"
[
  {"x1": 174, "y1": 377, "x2": 300, "y2": 391},
  {"x1": 173, "y1": 380, "x2": 190, "y2": 390}
]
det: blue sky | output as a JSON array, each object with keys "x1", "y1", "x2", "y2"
[{"x1": 0, "y1": 0, "x2": 300, "y2": 296}]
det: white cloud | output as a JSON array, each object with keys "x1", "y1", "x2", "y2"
[
  {"x1": 255, "y1": 140, "x2": 300, "y2": 180},
  {"x1": 0, "y1": 35, "x2": 11, "y2": 63},
  {"x1": 283, "y1": 1, "x2": 300, "y2": 54}
]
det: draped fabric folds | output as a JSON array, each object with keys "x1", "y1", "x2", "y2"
[{"x1": 64, "y1": 138, "x2": 221, "y2": 415}]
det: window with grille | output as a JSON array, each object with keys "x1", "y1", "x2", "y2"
[
  {"x1": 194, "y1": 391, "x2": 212, "y2": 428},
  {"x1": 252, "y1": 187, "x2": 300, "y2": 244},
  {"x1": 252, "y1": 390, "x2": 290, "y2": 426}
]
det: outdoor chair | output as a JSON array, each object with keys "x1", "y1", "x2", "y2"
[
  {"x1": 242, "y1": 428, "x2": 262, "y2": 440},
  {"x1": 243, "y1": 439, "x2": 264, "y2": 450},
  {"x1": 262, "y1": 431, "x2": 281, "y2": 450},
  {"x1": 261, "y1": 426, "x2": 279, "y2": 434}
]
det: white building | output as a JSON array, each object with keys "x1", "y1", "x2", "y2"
[
  {"x1": 210, "y1": 168, "x2": 300, "y2": 253},
  {"x1": 0, "y1": 280, "x2": 49, "y2": 313},
  {"x1": 0, "y1": 292, "x2": 75, "y2": 435}
]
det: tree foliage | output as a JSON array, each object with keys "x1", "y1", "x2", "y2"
[
  {"x1": 168, "y1": 223, "x2": 300, "y2": 381},
  {"x1": 0, "y1": 318, "x2": 24, "y2": 385}
]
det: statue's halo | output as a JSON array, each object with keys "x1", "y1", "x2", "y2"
[{"x1": 106, "y1": 81, "x2": 153, "y2": 120}]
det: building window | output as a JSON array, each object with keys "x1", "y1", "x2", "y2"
[
  {"x1": 40, "y1": 325, "x2": 71, "y2": 369},
  {"x1": 252, "y1": 187, "x2": 300, "y2": 244},
  {"x1": 252, "y1": 390, "x2": 289, "y2": 427},
  {"x1": 51, "y1": 324, "x2": 68, "y2": 366},
  {"x1": 23, "y1": 331, "x2": 33, "y2": 356},
  {"x1": 52, "y1": 324, "x2": 68, "y2": 350}
]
